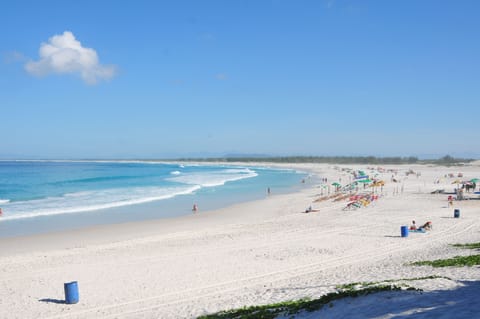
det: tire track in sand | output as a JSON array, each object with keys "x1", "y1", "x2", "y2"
[{"x1": 45, "y1": 218, "x2": 476, "y2": 319}]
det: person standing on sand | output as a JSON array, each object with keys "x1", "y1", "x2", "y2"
[{"x1": 267, "y1": 187, "x2": 271, "y2": 196}]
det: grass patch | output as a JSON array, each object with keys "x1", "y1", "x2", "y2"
[
  {"x1": 411, "y1": 254, "x2": 480, "y2": 267},
  {"x1": 412, "y1": 242, "x2": 480, "y2": 267},
  {"x1": 198, "y1": 284, "x2": 420, "y2": 319},
  {"x1": 452, "y1": 242, "x2": 480, "y2": 249},
  {"x1": 336, "y1": 275, "x2": 449, "y2": 290}
]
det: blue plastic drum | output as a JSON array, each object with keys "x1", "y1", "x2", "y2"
[
  {"x1": 64, "y1": 281, "x2": 79, "y2": 304},
  {"x1": 401, "y1": 225, "x2": 409, "y2": 237},
  {"x1": 454, "y1": 209, "x2": 460, "y2": 218}
]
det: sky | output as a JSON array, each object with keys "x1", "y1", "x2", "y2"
[{"x1": 1, "y1": 0, "x2": 479, "y2": 159}]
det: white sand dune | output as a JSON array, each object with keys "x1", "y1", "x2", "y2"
[{"x1": 0, "y1": 163, "x2": 479, "y2": 318}]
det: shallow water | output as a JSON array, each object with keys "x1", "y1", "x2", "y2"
[{"x1": 0, "y1": 161, "x2": 308, "y2": 237}]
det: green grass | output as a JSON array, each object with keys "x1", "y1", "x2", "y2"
[
  {"x1": 411, "y1": 254, "x2": 480, "y2": 267},
  {"x1": 411, "y1": 242, "x2": 480, "y2": 267},
  {"x1": 198, "y1": 283, "x2": 421, "y2": 319},
  {"x1": 452, "y1": 242, "x2": 480, "y2": 249},
  {"x1": 335, "y1": 275, "x2": 449, "y2": 290}
]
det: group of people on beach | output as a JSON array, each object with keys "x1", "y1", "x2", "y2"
[{"x1": 410, "y1": 220, "x2": 432, "y2": 231}]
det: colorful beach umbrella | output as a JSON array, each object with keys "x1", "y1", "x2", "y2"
[
  {"x1": 355, "y1": 175, "x2": 369, "y2": 180},
  {"x1": 357, "y1": 179, "x2": 372, "y2": 183},
  {"x1": 470, "y1": 178, "x2": 479, "y2": 183}
]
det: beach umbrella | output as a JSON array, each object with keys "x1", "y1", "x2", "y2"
[
  {"x1": 332, "y1": 182, "x2": 341, "y2": 187},
  {"x1": 452, "y1": 180, "x2": 461, "y2": 184},
  {"x1": 470, "y1": 178, "x2": 479, "y2": 183},
  {"x1": 355, "y1": 175, "x2": 369, "y2": 180},
  {"x1": 373, "y1": 180, "x2": 385, "y2": 186},
  {"x1": 357, "y1": 179, "x2": 372, "y2": 183}
]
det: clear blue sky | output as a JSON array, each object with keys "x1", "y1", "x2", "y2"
[{"x1": 1, "y1": 0, "x2": 479, "y2": 159}]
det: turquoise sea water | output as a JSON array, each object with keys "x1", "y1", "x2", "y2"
[{"x1": 0, "y1": 161, "x2": 307, "y2": 237}]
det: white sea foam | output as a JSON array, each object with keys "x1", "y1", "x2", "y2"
[
  {"x1": 0, "y1": 185, "x2": 200, "y2": 222},
  {"x1": 167, "y1": 168, "x2": 258, "y2": 187},
  {"x1": 0, "y1": 164, "x2": 293, "y2": 224}
]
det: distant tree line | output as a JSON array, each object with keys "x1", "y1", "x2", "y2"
[{"x1": 174, "y1": 155, "x2": 474, "y2": 165}]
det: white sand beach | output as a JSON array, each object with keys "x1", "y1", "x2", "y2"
[{"x1": 1, "y1": 163, "x2": 479, "y2": 318}]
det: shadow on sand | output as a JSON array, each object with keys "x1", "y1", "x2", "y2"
[
  {"x1": 318, "y1": 280, "x2": 480, "y2": 319},
  {"x1": 39, "y1": 298, "x2": 65, "y2": 304}
]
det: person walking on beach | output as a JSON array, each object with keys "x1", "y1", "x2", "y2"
[{"x1": 267, "y1": 187, "x2": 271, "y2": 196}]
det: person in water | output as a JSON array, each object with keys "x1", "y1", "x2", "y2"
[{"x1": 192, "y1": 204, "x2": 198, "y2": 212}]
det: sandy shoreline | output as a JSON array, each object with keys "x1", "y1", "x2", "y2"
[{"x1": 1, "y1": 163, "x2": 479, "y2": 318}]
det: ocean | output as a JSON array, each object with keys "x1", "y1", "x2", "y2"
[{"x1": 0, "y1": 160, "x2": 307, "y2": 237}]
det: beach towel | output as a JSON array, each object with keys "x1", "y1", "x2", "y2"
[{"x1": 410, "y1": 229, "x2": 426, "y2": 233}]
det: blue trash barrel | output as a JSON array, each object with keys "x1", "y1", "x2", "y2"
[
  {"x1": 401, "y1": 226, "x2": 409, "y2": 237},
  {"x1": 64, "y1": 281, "x2": 79, "y2": 304},
  {"x1": 454, "y1": 209, "x2": 460, "y2": 218}
]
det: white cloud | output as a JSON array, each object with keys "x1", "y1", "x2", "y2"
[{"x1": 25, "y1": 31, "x2": 117, "y2": 84}]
